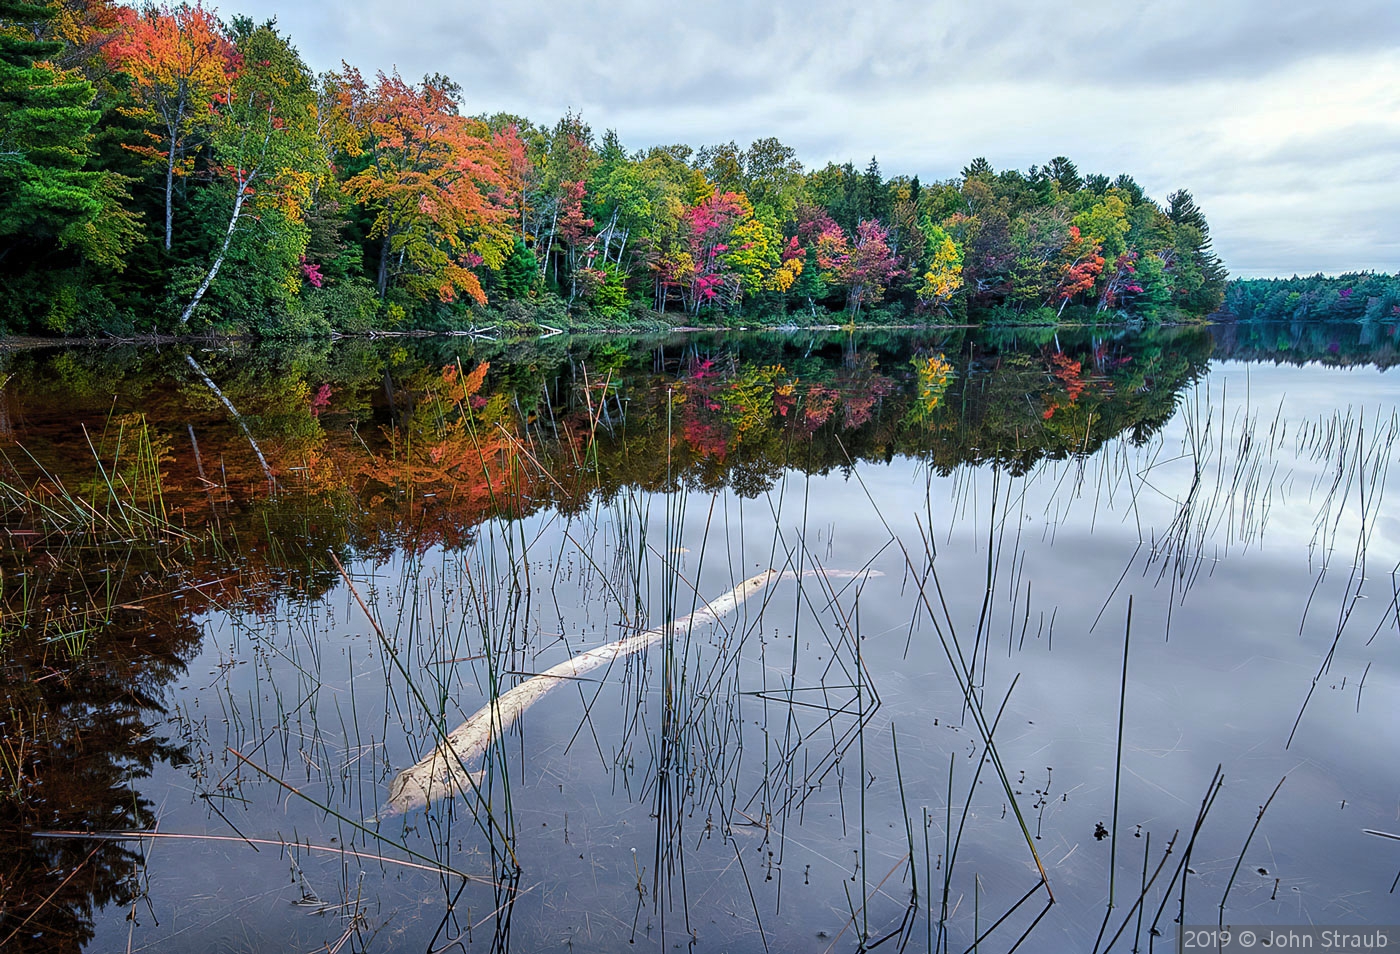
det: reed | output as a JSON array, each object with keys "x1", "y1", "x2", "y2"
[
  {"x1": 1219, "y1": 776, "x2": 1286, "y2": 925},
  {"x1": 8, "y1": 334, "x2": 1388, "y2": 952},
  {"x1": 1093, "y1": 596, "x2": 1134, "y2": 954}
]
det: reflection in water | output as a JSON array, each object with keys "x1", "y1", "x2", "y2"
[
  {"x1": 0, "y1": 323, "x2": 1397, "y2": 951},
  {"x1": 1210, "y1": 318, "x2": 1400, "y2": 368},
  {"x1": 0, "y1": 532, "x2": 197, "y2": 951}
]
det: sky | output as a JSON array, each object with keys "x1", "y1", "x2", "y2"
[{"x1": 230, "y1": 0, "x2": 1400, "y2": 279}]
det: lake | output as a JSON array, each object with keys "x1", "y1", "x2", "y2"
[{"x1": 2, "y1": 321, "x2": 1398, "y2": 953}]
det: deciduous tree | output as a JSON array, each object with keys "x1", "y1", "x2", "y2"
[
  {"x1": 839, "y1": 219, "x2": 898, "y2": 318},
  {"x1": 1051, "y1": 226, "x2": 1103, "y2": 315},
  {"x1": 335, "y1": 67, "x2": 514, "y2": 304},
  {"x1": 178, "y1": 21, "x2": 325, "y2": 325},
  {"x1": 106, "y1": 2, "x2": 237, "y2": 250},
  {"x1": 917, "y1": 226, "x2": 964, "y2": 315}
]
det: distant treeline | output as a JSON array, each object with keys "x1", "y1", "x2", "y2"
[
  {"x1": 2, "y1": 1, "x2": 1226, "y2": 337},
  {"x1": 1220, "y1": 273, "x2": 1400, "y2": 323}
]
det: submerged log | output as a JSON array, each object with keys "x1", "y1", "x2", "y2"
[
  {"x1": 372, "y1": 567, "x2": 880, "y2": 821},
  {"x1": 373, "y1": 570, "x2": 779, "y2": 821}
]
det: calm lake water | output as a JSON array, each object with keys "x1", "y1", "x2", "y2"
[{"x1": 2, "y1": 322, "x2": 1399, "y2": 953}]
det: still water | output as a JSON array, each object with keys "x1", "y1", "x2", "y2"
[{"x1": 1, "y1": 322, "x2": 1398, "y2": 952}]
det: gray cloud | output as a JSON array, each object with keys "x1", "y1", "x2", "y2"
[
  {"x1": 1255, "y1": 125, "x2": 1400, "y2": 180},
  {"x1": 982, "y1": 0, "x2": 1400, "y2": 84},
  {"x1": 272, "y1": 0, "x2": 1397, "y2": 108}
]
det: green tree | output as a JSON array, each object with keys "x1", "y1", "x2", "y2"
[
  {"x1": 498, "y1": 237, "x2": 536, "y2": 299},
  {"x1": 1007, "y1": 210, "x2": 1064, "y2": 315},
  {"x1": 1127, "y1": 252, "x2": 1172, "y2": 320},
  {"x1": 807, "y1": 160, "x2": 862, "y2": 233},
  {"x1": 1072, "y1": 194, "x2": 1130, "y2": 260},
  {"x1": 742, "y1": 136, "x2": 805, "y2": 223},
  {"x1": 961, "y1": 157, "x2": 993, "y2": 180},
  {"x1": 1045, "y1": 156, "x2": 1082, "y2": 194},
  {"x1": 1166, "y1": 189, "x2": 1226, "y2": 313},
  {"x1": 789, "y1": 242, "x2": 828, "y2": 315},
  {"x1": 856, "y1": 156, "x2": 889, "y2": 224},
  {"x1": 0, "y1": 0, "x2": 139, "y2": 330},
  {"x1": 917, "y1": 225, "x2": 964, "y2": 315},
  {"x1": 1110, "y1": 174, "x2": 1145, "y2": 205},
  {"x1": 0, "y1": 1, "x2": 131, "y2": 255},
  {"x1": 177, "y1": 22, "x2": 325, "y2": 328},
  {"x1": 588, "y1": 157, "x2": 653, "y2": 274},
  {"x1": 697, "y1": 139, "x2": 743, "y2": 194}
]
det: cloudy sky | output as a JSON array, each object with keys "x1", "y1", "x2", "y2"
[{"x1": 232, "y1": 0, "x2": 1399, "y2": 278}]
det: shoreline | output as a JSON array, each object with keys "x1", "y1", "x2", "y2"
[{"x1": 0, "y1": 317, "x2": 1231, "y2": 351}]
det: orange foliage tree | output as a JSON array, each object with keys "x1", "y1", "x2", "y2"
[
  {"x1": 332, "y1": 68, "x2": 517, "y2": 303},
  {"x1": 106, "y1": 2, "x2": 238, "y2": 250},
  {"x1": 1052, "y1": 225, "x2": 1105, "y2": 316},
  {"x1": 42, "y1": 0, "x2": 127, "y2": 72}
]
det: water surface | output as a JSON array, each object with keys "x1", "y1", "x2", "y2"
[{"x1": 2, "y1": 322, "x2": 1398, "y2": 952}]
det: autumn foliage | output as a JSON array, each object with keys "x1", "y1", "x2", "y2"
[
  {"x1": 333, "y1": 68, "x2": 516, "y2": 304},
  {"x1": 106, "y1": 3, "x2": 238, "y2": 249},
  {"x1": 0, "y1": 3, "x2": 1227, "y2": 335}
]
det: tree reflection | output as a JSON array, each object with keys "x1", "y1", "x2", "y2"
[{"x1": 0, "y1": 325, "x2": 1216, "y2": 949}]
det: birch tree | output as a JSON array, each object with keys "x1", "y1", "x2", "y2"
[{"x1": 179, "y1": 22, "x2": 323, "y2": 325}]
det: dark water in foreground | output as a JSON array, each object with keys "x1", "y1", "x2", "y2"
[{"x1": 1, "y1": 322, "x2": 1399, "y2": 953}]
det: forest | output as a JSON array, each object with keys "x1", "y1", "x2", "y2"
[
  {"x1": 1, "y1": 0, "x2": 1230, "y2": 337},
  {"x1": 1220, "y1": 272, "x2": 1400, "y2": 323}
]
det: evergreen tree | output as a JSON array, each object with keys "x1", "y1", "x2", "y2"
[
  {"x1": 1166, "y1": 189, "x2": 1227, "y2": 313},
  {"x1": 790, "y1": 244, "x2": 828, "y2": 315},
  {"x1": 1084, "y1": 173, "x2": 1110, "y2": 195},
  {"x1": 499, "y1": 238, "x2": 537, "y2": 299},
  {"x1": 1045, "y1": 156, "x2": 1083, "y2": 193},
  {"x1": 0, "y1": 0, "x2": 106, "y2": 255},
  {"x1": 857, "y1": 156, "x2": 889, "y2": 223},
  {"x1": 1111, "y1": 174, "x2": 1145, "y2": 205},
  {"x1": 1166, "y1": 189, "x2": 1208, "y2": 232},
  {"x1": 961, "y1": 156, "x2": 993, "y2": 180},
  {"x1": 0, "y1": 0, "x2": 139, "y2": 331}
]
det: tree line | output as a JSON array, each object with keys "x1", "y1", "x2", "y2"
[
  {"x1": 1220, "y1": 272, "x2": 1400, "y2": 323},
  {"x1": 1, "y1": 1, "x2": 1228, "y2": 337}
]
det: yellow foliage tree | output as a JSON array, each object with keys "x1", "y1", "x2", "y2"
[{"x1": 918, "y1": 228, "x2": 964, "y2": 314}]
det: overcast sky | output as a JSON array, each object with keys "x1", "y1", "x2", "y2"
[{"x1": 232, "y1": 0, "x2": 1399, "y2": 279}]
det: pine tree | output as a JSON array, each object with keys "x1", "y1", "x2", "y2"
[
  {"x1": 1166, "y1": 189, "x2": 1228, "y2": 313},
  {"x1": 0, "y1": 0, "x2": 107, "y2": 257},
  {"x1": 857, "y1": 156, "x2": 889, "y2": 224},
  {"x1": 961, "y1": 157, "x2": 993, "y2": 181},
  {"x1": 1045, "y1": 156, "x2": 1083, "y2": 193},
  {"x1": 499, "y1": 238, "x2": 537, "y2": 299}
]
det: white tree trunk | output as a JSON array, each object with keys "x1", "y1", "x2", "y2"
[
  {"x1": 163, "y1": 144, "x2": 175, "y2": 252},
  {"x1": 179, "y1": 175, "x2": 254, "y2": 326}
]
